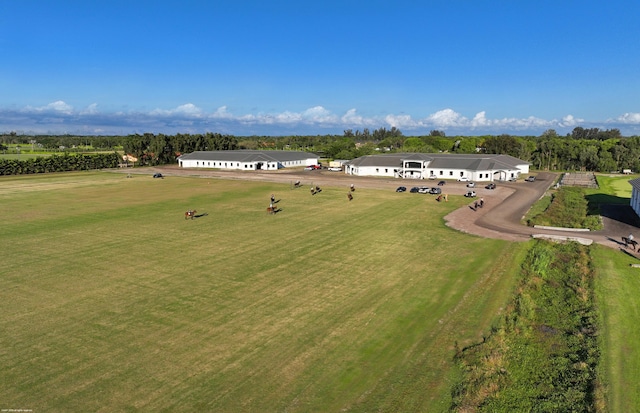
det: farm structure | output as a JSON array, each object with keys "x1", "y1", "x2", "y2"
[
  {"x1": 344, "y1": 153, "x2": 529, "y2": 182},
  {"x1": 629, "y1": 177, "x2": 640, "y2": 219},
  {"x1": 177, "y1": 150, "x2": 320, "y2": 171}
]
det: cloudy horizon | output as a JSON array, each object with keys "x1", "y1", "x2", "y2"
[{"x1": 2, "y1": 101, "x2": 640, "y2": 137}]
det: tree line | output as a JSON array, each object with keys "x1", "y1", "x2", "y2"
[{"x1": 2, "y1": 126, "x2": 640, "y2": 172}]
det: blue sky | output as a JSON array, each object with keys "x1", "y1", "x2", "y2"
[{"x1": 1, "y1": 0, "x2": 639, "y2": 136}]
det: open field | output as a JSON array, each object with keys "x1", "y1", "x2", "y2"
[{"x1": 0, "y1": 171, "x2": 525, "y2": 412}]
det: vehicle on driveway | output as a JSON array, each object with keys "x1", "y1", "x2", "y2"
[
  {"x1": 305, "y1": 164, "x2": 322, "y2": 170},
  {"x1": 327, "y1": 167, "x2": 342, "y2": 171},
  {"x1": 526, "y1": 176, "x2": 536, "y2": 182},
  {"x1": 485, "y1": 183, "x2": 496, "y2": 189},
  {"x1": 438, "y1": 181, "x2": 446, "y2": 186},
  {"x1": 417, "y1": 187, "x2": 430, "y2": 194},
  {"x1": 457, "y1": 176, "x2": 470, "y2": 182},
  {"x1": 430, "y1": 187, "x2": 442, "y2": 194},
  {"x1": 464, "y1": 190, "x2": 477, "y2": 197},
  {"x1": 396, "y1": 186, "x2": 407, "y2": 192},
  {"x1": 467, "y1": 182, "x2": 475, "y2": 188}
]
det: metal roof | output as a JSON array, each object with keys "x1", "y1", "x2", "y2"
[
  {"x1": 347, "y1": 153, "x2": 527, "y2": 171},
  {"x1": 178, "y1": 150, "x2": 319, "y2": 163}
]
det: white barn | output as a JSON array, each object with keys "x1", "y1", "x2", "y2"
[
  {"x1": 629, "y1": 178, "x2": 640, "y2": 218},
  {"x1": 345, "y1": 153, "x2": 529, "y2": 182},
  {"x1": 177, "y1": 150, "x2": 320, "y2": 171}
]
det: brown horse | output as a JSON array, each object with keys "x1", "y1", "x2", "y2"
[
  {"x1": 267, "y1": 206, "x2": 277, "y2": 214},
  {"x1": 347, "y1": 193, "x2": 353, "y2": 201},
  {"x1": 185, "y1": 210, "x2": 196, "y2": 220},
  {"x1": 350, "y1": 184, "x2": 355, "y2": 192}
]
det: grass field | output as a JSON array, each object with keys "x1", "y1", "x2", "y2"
[
  {"x1": 0, "y1": 172, "x2": 526, "y2": 412},
  {"x1": 592, "y1": 245, "x2": 640, "y2": 412}
]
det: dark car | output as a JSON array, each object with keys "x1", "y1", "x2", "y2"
[
  {"x1": 438, "y1": 181, "x2": 446, "y2": 186},
  {"x1": 430, "y1": 187, "x2": 442, "y2": 195},
  {"x1": 153, "y1": 173, "x2": 163, "y2": 179},
  {"x1": 409, "y1": 187, "x2": 420, "y2": 193},
  {"x1": 526, "y1": 176, "x2": 536, "y2": 182},
  {"x1": 485, "y1": 183, "x2": 496, "y2": 190},
  {"x1": 396, "y1": 186, "x2": 407, "y2": 192}
]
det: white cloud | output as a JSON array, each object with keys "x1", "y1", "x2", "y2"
[
  {"x1": 151, "y1": 103, "x2": 203, "y2": 117},
  {"x1": 612, "y1": 112, "x2": 640, "y2": 124},
  {"x1": 46, "y1": 101, "x2": 74, "y2": 113},
  {"x1": 384, "y1": 114, "x2": 417, "y2": 129},
  {"x1": 3, "y1": 101, "x2": 640, "y2": 135},
  {"x1": 81, "y1": 103, "x2": 99, "y2": 115},
  {"x1": 426, "y1": 109, "x2": 466, "y2": 128}
]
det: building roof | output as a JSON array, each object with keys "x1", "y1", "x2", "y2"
[
  {"x1": 346, "y1": 153, "x2": 527, "y2": 171},
  {"x1": 178, "y1": 150, "x2": 319, "y2": 163},
  {"x1": 629, "y1": 177, "x2": 640, "y2": 191}
]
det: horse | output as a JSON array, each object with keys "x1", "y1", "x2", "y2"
[
  {"x1": 350, "y1": 184, "x2": 355, "y2": 192},
  {"x1": 347, "y1": 193, "x2": 353, "y2": 201},
  {"x1": 622, "y1": 236, "x2": 638, "y2": 251},
  {"x1": 185, "y1": 210, "x2": 196, "y2": 220},
  {"x1": 267, "y1": 206, "x2": 277, "y2": 214},
  {"x1": 294, "y1": 180, "x2": 301, "y2": 188}
]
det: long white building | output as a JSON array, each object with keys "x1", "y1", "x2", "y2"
[
  {"x1": 177, "y1": 150, "x2": 320, "y2": 171},
  {"x1": 345, "y1": 153, "x2": 529, "y2": 182}
]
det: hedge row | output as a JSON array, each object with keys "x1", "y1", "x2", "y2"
[{"x1": 0, "y1": 153, "x2": 120, "y2": 176}]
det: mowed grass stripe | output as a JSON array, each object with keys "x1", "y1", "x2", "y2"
[
  {"x1": 0, "y1": 172, "x2": 521, "y2": 412},
  {"x1": 592, "y1": 245, "x2": 640, "y2": 412}
]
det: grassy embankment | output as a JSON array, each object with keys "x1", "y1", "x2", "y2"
[
  {"x1": 0, "y1": 171, "x2": 524, "y2": 412},
  {"x1": 451, "y1": 241, "x2": 602, "y2": 411}
]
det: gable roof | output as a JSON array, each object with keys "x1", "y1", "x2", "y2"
[
  {"x1": 629, "y1": 177, "x2": 640, "y2": 191},
  {"x1": 178, "y1": 150, "x2": 318, "y2": 163},
  {"x1": 347, "y1": 153, "x2": 527, "y2": 171}
]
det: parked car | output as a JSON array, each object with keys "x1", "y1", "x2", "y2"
[
  {"x1": 304, "y1": 164, "x2": 321, "y2": 170},
  {"x1": 466, "y1": 182, "x2": 475, "y2": 188},
  {"x1": 438, "y1": 180, "x2": 446, "y2": 186},
  {"x1": 428, "y1": 175, "x2": 437, "y2": 180},
  {"x1": 417, "y1": 187, "x2": 430, "y2": 194},
  {"x1": 464, "y1": 190, "x2": 477, "y2": 197},
  {"x1": 409, "y1": 187, "x2": 420, "y2": 193},
  {"x1": 327, "y1": 167, "x2": 342, "y2": 171},
  {"x1": 396, "y1": 186, "x2": 407, "y2": 192},
  {"x1": 430, "y1": 187, "x2": 442, "y2": 195},
  {"x1": 153, "y1": 173, "x2": 163, "y2": 179},
  {"x1": 485, "y1": 183, "x2": 496, "y2": 190},
  {"x1": 526, "y1": 176, "x2": 536, "y2": 182},
  {"x1": 457, "y1": 176, "x2": 469, "y2": 182}
]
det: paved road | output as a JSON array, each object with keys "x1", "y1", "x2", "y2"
[{"x1": 130, "y1": 166, "x2": 640, "y2": 251}]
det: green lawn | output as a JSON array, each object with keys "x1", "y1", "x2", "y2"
[
  {"x1": 0, "y1": 172, "x2": 524, "y2": 412},
  {"x1": 592, "y1": 245, "x2": 640, "y2": 412}
]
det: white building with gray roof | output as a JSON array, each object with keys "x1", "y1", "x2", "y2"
[
  {"x1": 178, "y1": 150, "x2": 319, "y2": 171},
  {"x1": 629, "y1": 177, "x2": 640, "y2": 218},
  {"x1": 345, "y1": 153, "x2": 529, "y2": 181}
]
